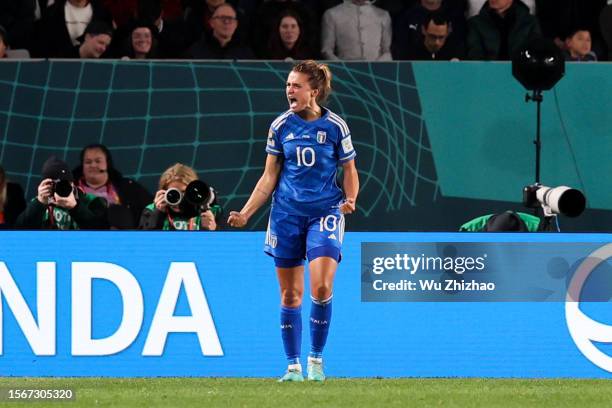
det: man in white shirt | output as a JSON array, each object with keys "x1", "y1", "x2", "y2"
[
  {"x1": 37, "y1": 0, "x2": 111, "y2": 57},
  {"x1": 321, "y1": 0, "x2": 392, "y2": 60},
  {"x1": 64, "y1": 0, "x2": 92, "y2": 46}
]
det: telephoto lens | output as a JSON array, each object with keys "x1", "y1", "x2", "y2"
[
  {"x1": 54, "y1": 179, "x2": 74, "y2": 197},
  {"x1": 185, "y1": 180, "x2": 212, "y2": 206},
  {"x1": 164, "y1": 188, "x2": 183, "y2": 206}
]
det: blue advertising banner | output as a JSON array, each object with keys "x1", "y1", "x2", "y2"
[{"x1": 0, "y1": 231, "x2": 612, "y2": 378}]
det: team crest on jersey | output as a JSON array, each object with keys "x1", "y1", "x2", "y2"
[
  {"x1": 317, "y1": 131, "x2": 327, "y2": 144},
  {"x1": 269, "y1": 234, "x2": 278, "y2": 248}
]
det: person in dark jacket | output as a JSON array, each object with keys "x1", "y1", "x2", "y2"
[
  {"x1": 16, "y1": 156, "x2": 108, "y2": 230},
  {"x1": 73, "y1": 144, "x2": 152, "y2": 229},
  {"x1": 187, "y1": 3, "x2": 253, "y2": 59},
  {"x1": 0, "y1": 165, "x2": 26, "y2": 228},
  {"x1": 120, "y1": 20, "x2": 159, "y2": 59},
  {"x1": 251, "y1": 0, "x2": 318, "y2": 58},
  {"x1": 393, "y1": 0, "x2": 466, "y2": 60},
  {"x1": 466, "y1": 0, "x2": 541, "y2": 60},
  {"x1": 69, "y1": 20, "x2": 114, "y2": 58},
  {"x1": 35, "y1": 0, "x2": 112, "y2": 58},
  {"x1": 265, "y1": 10, "x2": 318, "y2": 60},
  {"x1": 398, "y1": 12, "x2": 464, "y2": 60}
]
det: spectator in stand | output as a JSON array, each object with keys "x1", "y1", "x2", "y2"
[
  {"x1": 312, "y1": 0, "x2": 421, "y2": 21},
  {"x1": 563, "y1": 28, "x2": 597, "y2": 61},
  {"x1": 0, "y1": 0, "x2": 54, "y2": 51},
  {"x1": 468, "y1": 0, "x2": 535, "y2": 17},
  {"x1": 184, "y1": 0, "x2": 224, "y2": 47},
  {"x1": 186, "y1": 3, "x2": 253, "y2": 59},
  {"x1": 16, "y1": 156, "x2": 108, "y2": 230},
  {"x1": 109, "y1": 0, "x2": 188, "y2": 58},
  {"x1": 536, "y1": 0, "x2": 607, "y2": 59},
  {"x1": 265, "y1": 10, "x2": 317, "y2": 60},
  {"x1": 71, "y1": 20, "x2": 113, "y2": 58},
  {"x1": 0, "y1": 25, "x2": 7, "y2": 58},
  {"x1": 0, "y1": 24, "x2": 32, "y2": 58},
  {"x1": 36, "y1": 0, "x2": 112, "y2": 58},
  {"x1": 321, "y1": 0, "x2": 392, "y2": 61},
  {"x1": 121, "y1": 20, "x2": 158, "y2": 58},
  {"x1": 601, "y1": 4, "x2": 612, "y2": 60},
  {"x1": 467, "y1": 0, "x2": 541, "y2": 60},
  {"x1": 73, "y1": 144, "x2": 152, "y2": 229},
  {"x1": 0, "y1": 165, "x2": 26, "y2": 228},
  {"x1": 393, "y1": 0, "x2": 466, "y2": 60},
  {"x1": 102, "y1": 0, "x2": 184, "y2": 28},
  {"x1": 251, "y1": 0, "x2": 318, "y2": 58},
  {"x1": 397, "y1": 12, "x2": 464, "y2": 60},
  {"x1": 139, "y1": 163, "x2": 221, "y2": 230}
]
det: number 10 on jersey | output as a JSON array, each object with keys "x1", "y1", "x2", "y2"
[{"x1": 296, "y1": 146, "x2": 315, "y2": 167}]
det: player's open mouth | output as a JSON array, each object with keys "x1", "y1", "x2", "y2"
[{"x1": 288, "y1": 97, "x2": 298, "y2": 109}]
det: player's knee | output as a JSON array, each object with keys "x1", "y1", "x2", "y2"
[
  {"x1": 281, "y1": 289, "x2": 303, "y2": 307},
  {"x1": 311, "y1": 285, "x2": 332, "y2": 301}
]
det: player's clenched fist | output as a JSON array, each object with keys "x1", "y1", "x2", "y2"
[{"x1": 227, "y1": 211, "x2": 247, "y2": 228}]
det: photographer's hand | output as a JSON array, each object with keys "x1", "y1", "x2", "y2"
[
  {"x1": 37, "y1": 179, "x2": 54, "y2": 204},
  {"x1": 54, "y1": 190, "x2": 77, "y2": 210},
  {"x1": 154, "y1": 190, "x2": 167, "y2": 212},
  {"x1": 200, "y1": 210, "x2": 217, "y2": 231},
  {"x1": 227, "y1": 211, "x2": 248, "y2": 228}
]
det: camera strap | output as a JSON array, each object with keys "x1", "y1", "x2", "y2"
[{"x1": 166, "y1": 211, "x2": 199, "y2": 230}]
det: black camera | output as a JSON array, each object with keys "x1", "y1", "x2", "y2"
[
  {"x1": 164, "y1": 180, "x2": 216, "y2": 218},
  {"x1": 52, "y1": 179, "x2": 74, "y2": 197},
  {"x1": 164, "y1": 188, "x2": 183, "y2": 206}
]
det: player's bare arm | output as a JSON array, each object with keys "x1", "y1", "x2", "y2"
[{"x1": 227, "y1": 154, "x2": 282, "y2": 227}]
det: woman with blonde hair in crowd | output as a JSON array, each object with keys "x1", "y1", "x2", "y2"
[{"x1": 139, "y1": 163, "x2": 222, "y2": 230}]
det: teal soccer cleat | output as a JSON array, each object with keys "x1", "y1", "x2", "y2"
[
  {"x1": 307, "y1": 358, "x2": 325, "y2": 382},
  {"x1": 278, "y1": 369, "x2": 304, "y2": 382}
]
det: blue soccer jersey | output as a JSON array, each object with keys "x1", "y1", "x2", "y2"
[{"x1": 265, "y1": 108, "x2": 356, "y2": 217}]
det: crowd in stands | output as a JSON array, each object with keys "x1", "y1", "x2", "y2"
[
  {"x1": 0, "y1": 0, "x2": 610, "y2": 61},
  {"x1": 0, "y1": 148, "x2": 222, "y2": 230}
]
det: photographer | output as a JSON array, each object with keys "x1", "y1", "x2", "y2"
[
  {"x1": 139, "y1": 163, "x2": 222, "y2": 230},
  {"x1": 15, "y1": 156, "x2": 108, "y2": 230}
]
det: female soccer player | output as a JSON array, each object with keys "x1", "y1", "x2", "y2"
[{"x1": 228, "y1": 60, "x2": 359, "y2": 382}]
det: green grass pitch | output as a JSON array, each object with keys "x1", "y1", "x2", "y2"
[{"x1": 1, "y1": 378, "x2": 611, "y2": 407}]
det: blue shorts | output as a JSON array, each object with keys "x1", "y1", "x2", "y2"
[{"x1": 264, "y1": 207, "x2": 345, "y2": 266}]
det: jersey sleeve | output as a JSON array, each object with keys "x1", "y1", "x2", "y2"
[
  {"x1": 265, "y1": 113, "x2": 288, "y2": 156},
  {"x1": 265, "y1": 127, "x2": 283, "y2": 156},
  {"x1": 334, "y1": 122, "x2": 356, "y2": 163}
]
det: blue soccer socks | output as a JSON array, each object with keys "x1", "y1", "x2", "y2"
[
  {"x1": 280, "y1": 305, "x2": 302, "y2": 366},
  {"x1": 309, "y1": 295, "x2": 332, "y2": 357}
]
